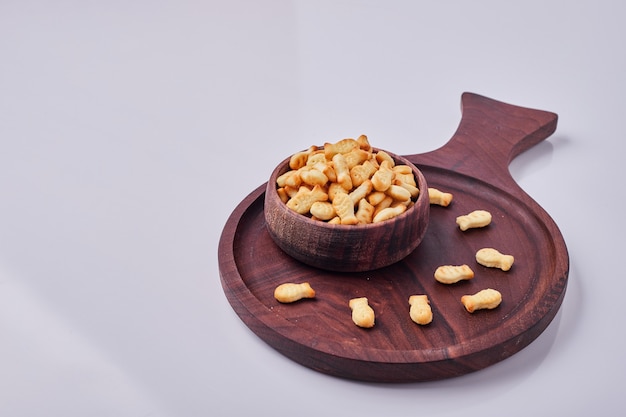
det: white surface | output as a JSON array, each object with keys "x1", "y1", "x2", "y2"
[{"x1": 1, "y1": 1, "x2": 624, "y2": 416}]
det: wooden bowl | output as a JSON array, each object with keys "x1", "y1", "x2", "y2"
[{"x1": 263, "y1": 150, "x2": 430, "y2": 272}]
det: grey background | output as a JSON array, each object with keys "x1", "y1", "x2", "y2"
[{"x1": 1, "y1": 1, "x2": 624, "y2": 416}]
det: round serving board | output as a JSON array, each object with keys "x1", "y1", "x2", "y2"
[{"x1": 218, "y1": 93, "x2": 569, "y2": 382}]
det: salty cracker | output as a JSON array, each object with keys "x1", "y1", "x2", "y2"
[
  {"x1": 310, "y1": 201, "x2": 336, "y2": 221},
  {"x1": 356, "y1": 134, "x2": 371, "y2": 150},
  {"x1": 276, "y1": 187, "x2": 289, "y2": 203},
  {"x1": 408, "y1": 295, "x2": 433, "y2": 325},
  {"x1": 343, "y1": 148, "x2": 371, "y2": 169},
  {"x1": 289, "y1": 145, "x2": 317, "y2": 170},
  {"x1": 456, "y1": 209, "x2": 492, "y2": 231},
  {"x1": 367, "y1": 190, "x2": 388, "y2": 206},
  {"x1": 276, "y1": 170, "x2": 301, "y2": 189},
  {"x1": 332, "y1": 153, "x2": 353, "y2": 190},
  {"x1": 368, "y1": 194, "x2": 393, "y2": 216},
  {"x1": 350, "y1": 159, "x2": 378, "y2": 187},
  {"x1": 332, "y1": 192, "x2": 359, "y2": 225},
  {"x1": 305, "y1": 152, "x2": 327, "y2": 167},
  {"x1": 375, "y1": 149, "x2": 395, "y2": 166},
  {"x1": 428, "y1": 187, "x2": 453, "y2": 207},
  {"x1": 394, "y1": 171, "x2": 417, "y2": 188},
  {"x1": 286, "y1": 185, "x2": 328, "y2": 214},
  {"x1": 392, "y1": 164, "x2": 413, "y2": 175},
  {"x1": 461, "y1": 288, "x2": 502, "y2": 313},
  {"x1": 274, "y1": 282, "x2": 316, "y2": 303},
  {"x1": 371, "y1": 160, "x2": 394, "y2": 192},
  {"x1": 305, "y1": 154, "x2": 337, "y2": 184},
  {"x1": 373, "y1": 195, "x2": 394, "y2": 216},
  {"x1": 327, "y1": 182, "x2": 348, "y2": 202},
  {"x1": 372, "y1": 203, "x2": 406, "y2": 223},
  {"x1": 324, "y1": 138, "x2": 359, "y2": 159},
  {"x1": 321, "y1": 162, "x2": 337, "y2": 183},
  {"x1": 349, "y1": 297, "x2": 375, "y2": 328},
  {"x1": 282, "y1": 185, "x2": 300, "y2": 199},
  {"x1": 394, "y1": 178, "x2": 420, "y2": 199},
  {"x1": 434, "y1": 264, "x2": 475, "y2": 284},
  {"x1": 385, "y1": 184, "x2": 412, "y2": 204},
  {"x1": 476, "y1": 247, "x2": 515, "y2": 271},
  {"x1": 349, "y1": 179, "x2": 374, "y2": 206},
  {"x1": 355, "y1": 198, "x2": 375, "y2": 224},
  {"x1": 299, "y1": 167, "x2": 328, "y2": 187}
]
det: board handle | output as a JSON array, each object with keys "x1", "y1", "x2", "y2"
[{"x1": 406, "y1": 92, "x2": 558, "y2": 190}]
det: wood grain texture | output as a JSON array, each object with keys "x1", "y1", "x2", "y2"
[{"x1": 218, "y1": 92, "x2": 569, "y2": 382}]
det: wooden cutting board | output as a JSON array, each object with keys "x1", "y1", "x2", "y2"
[{"x1": 218, "y1": 93, "x2": 569, "y2": 382}]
